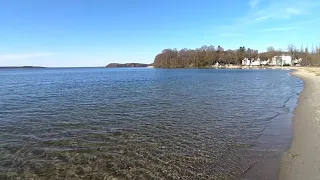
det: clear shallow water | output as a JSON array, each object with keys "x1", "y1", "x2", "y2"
[{"x1": 0, "y1": 68, "x2": 302, "y2": 180}]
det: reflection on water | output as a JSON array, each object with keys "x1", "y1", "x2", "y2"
[{"x1": 0, "y1": 68, "x2": 302, "y2": 179}]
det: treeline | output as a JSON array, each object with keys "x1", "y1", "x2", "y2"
[
  {"x1": 286, "y1": 44, "x2": 320, "y2": 66},
  {"x1": 154, "y1": 46, "x2": 257, "y2": 68},
  {"x1": 153, "y1": 44, "x2": 320, "y2": 68}
]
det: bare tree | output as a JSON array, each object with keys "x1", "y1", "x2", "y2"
[
  {"x1": 267, "y1": 46, "x2": 275, "y2": 52},
  {"x1": 288, "y1": 44, "x2": 296, "y2": 59},
  {"x1": 266, "y1": 46, "x2": 276, "y2": 60}
]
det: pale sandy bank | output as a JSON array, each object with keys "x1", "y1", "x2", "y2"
[{"x1": 280, "y1": 67, "x2": 320, "y2": 180}]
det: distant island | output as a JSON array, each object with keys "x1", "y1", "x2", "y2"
[
  {"x1": 106, "y1": 63, "x2": 151, "y2": 68},
  {"x1": 0, "y1": 66, "x2": 46, "y2": 69}
]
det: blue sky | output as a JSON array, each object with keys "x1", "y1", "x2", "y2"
[{"x1": 0, "y1": 0, "x2": 320, "y2": 67}]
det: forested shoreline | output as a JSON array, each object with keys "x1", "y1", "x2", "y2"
[{"x1": 153, "y1": 44, "x2": 320, "y2": 68}]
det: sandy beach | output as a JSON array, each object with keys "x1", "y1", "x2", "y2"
[{"x1": 280, "y1": 67, "x2": 320, "y2": 180}]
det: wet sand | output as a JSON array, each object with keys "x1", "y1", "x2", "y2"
[{"x1": 280, "y1": 67, "x2": 320, "y2": 180}]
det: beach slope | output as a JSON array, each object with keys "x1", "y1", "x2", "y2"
[{"x1": 280, "y1": 68, "x2": 320, "y2": 180}]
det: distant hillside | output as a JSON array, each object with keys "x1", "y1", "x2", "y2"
[
  {"x1": 106, "y1": 63, "x2": 150, "y2": 68},
  {"x1": 0, "y1": 66, "x2": 46, "y2": 69}
]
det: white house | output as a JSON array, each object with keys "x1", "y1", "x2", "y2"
[
  {"x1": 251, "y1": 59, "x2": 261, "y2": 66},
  {"x1": 261, "y1": 59, "x2": 269, "y2": 65},
  {"x1": 282, "y1": 55, "x2": 292, "y2": 65},
  {"x1": 242, "y1": 58, "x2": 251, "y2": 66},
  {"x1": 213, "y1": 62, "x2": 221, "y2": 68},
  {"x1": 269, "y1": 58, "x2": 277, "y2": 66},
  {"x1": 293, "y1": 58, "x2": 302, "y2": 65},
  {"x1": 242, "y1": 58, "x2": 261, "y2": 66},
  {"x1": 271, "y1": 55, "x2": 292, "y2": 66}
]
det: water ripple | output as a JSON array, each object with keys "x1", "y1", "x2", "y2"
[{"x1": 0, "y1": 68, "x2": 302, "y2": 180}]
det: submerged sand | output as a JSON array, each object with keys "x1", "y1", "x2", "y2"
[{"x1": 280, "y1": 67, "x2": 320, "y2": 180}]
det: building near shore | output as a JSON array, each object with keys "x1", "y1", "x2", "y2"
[
  {"x1": 242, "y1": 58, "x2": 251, "y2": 66},
  {"x1": 251, "y1": 58, "x2": 261, "y2": 66},
  {"x1": 241, "y1": 54, "x2": 302, "y2": 66},
  {"x1": 241, "y1": 58, "x2": 261, "y2": 66},
  {"x1": 261, "y1": 60, "x2": 269, "y2": 65},
  {"x1": 271, "y1": 55, "x2": 292, "y2": 66},
  {"x1": 293, "y1": 58, "x2": 302, "y2": 66}
]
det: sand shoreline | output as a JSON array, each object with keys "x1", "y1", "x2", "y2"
[{"x1": 279, "y1": 67, "x2": 320, "y2": 180}]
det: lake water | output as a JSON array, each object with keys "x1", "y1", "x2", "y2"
[{"x1": 0, "y1": 68, "x2": 303, "y2": 180}]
